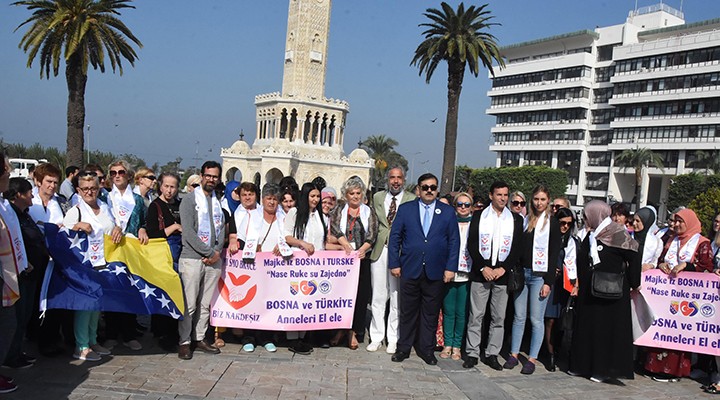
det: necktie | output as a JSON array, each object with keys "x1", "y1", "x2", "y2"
[
  {"x1": 422, "y1": 205, "x2": 431, "y2": 236},
  {"x1": 387, "y1": 196, "x2": 397, "y2": 226}
]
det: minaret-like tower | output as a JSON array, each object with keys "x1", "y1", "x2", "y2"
[{"x1": 253, "y1": 0, "x2": 349, "y2": 151}]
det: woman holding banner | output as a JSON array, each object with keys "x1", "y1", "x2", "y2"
[
  {"x1": 283, "y1": 182, "x2": 326, "y2": 355},
  {"x1": 569, "y1": 200, "x2": 639, "y2": 384},
  {"x1": 330, "y1": 177, "x2": 378, "y2": 350},
  {"x1": 644, "y1": 208, "x2": 713, "y2": 382},
  {"x1": 63, "y1": 172, "x2": 122, "y2": 361}
]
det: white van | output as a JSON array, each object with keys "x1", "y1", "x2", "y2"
[{"x1": 9, "y1": 158, "x2": 47, "y2": 179}]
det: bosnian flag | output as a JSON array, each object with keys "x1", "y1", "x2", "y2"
[{"x1": 40, "y1": 224, "x2": 184, "y2": 319}]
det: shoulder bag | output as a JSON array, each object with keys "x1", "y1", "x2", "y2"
[{"x1": 590, "y1": 261, "x2": 624, "y2": 300}]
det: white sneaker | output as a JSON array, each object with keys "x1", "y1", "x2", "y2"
[
  {"x1": 123, "y1": 340, "x2": 142, "y2": 351},
  {"x1": 386, "y1": 343, "x2": 397, "y2": 354},
  {"x1": 366, "y1": 342, "x2": 382, "y2": 352},
  {"x1": 90, "y1": 344, "x2": 111, "y2": 355},
  {"x1": 102, "y1": 339, "x2": 118, "y2": 350},
  {"x1": 74, "y1": 348, "x2": 101, "y2": 362}
]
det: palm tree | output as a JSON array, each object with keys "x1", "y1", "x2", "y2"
[
  {"x1": 615, "y1": 147, "x2": 664, "y2": 209},
  {"x1": 13, "y1": 0, "x2": 142, "y2": 167},
  {"x1": 411, "y1": 2, "x2": 504, "y2": 194},
  {"x1": 361, "y1": 135, "x2": 408, "y2": 191},
  {"x1": 688, "y1": 150, "x2": 720, "y2": 174}
]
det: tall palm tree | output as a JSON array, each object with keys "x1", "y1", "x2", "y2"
[
  {"x1": 13, "y1": 0, "x2": 142, "y2": 167},
  {"x1": 615, "y1": 147, "x2": 664, "y2": 209},
  {"x1": 411, "y1": 2, "x2": 503, "y2": 194},
  {"x1": 688, "y1": 150, "x2": 720, "y2": 175},
  {"x1": 361, "y1": 135, "x2": 408, "y2": 190}
]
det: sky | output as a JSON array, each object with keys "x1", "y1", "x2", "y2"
[{"x1": 2, "y1": 0, "x2": 720, "y2": 181}]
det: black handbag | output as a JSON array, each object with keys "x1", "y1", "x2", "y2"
[
  {"x1": 590, "y1": 268, "x2": 624, "y2": 299},
  {"x1": 507, "y1": 265, "x2": 525, "y2": 292},
  {"x1": 560, "y1": 297, "x2": 575, "y2": 331}
]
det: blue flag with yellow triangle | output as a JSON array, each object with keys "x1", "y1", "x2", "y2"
[{"x1": 40, "y1": 224, "x2": 184, "y2": 319}]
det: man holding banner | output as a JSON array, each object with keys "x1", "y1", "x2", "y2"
[
  {"x1": 388, "y1": 173, "x2": 460, "y2": 365},
  {"x1": 177, "y1": 161, "x2": 226, "y2": 360}
]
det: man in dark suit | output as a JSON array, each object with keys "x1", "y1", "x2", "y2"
[{"x1": 388, "y1": 173, "x2": 460, "y2": 365}]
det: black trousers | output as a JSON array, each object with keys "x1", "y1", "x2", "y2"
[
  {"x1": 104, "y1": 312, "x2": 137, "y2": 341},
  {"x1": 397, "y1": 271, "x2": 443, "y2": 356},
  {"x1": 352, "y1": 258, "x2": 372, "y2": 336}
]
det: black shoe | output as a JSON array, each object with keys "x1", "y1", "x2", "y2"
[
  {"x1": 463, "y1": 356, "x2": 478, "y2": 369},
  {"x1": 391, "y1": 351, "x2": 409, "y2": 362},
  {"x1": 194, "y1": 340, "x2": 221, "y2": 354},
  {"x1": 546, "y1": 353, "x2": 556, "y2": 372},
  {"x1": 1, "y1": 359, "x2": 33, "y2": 369},
  {"x1": 288, "y1": 340, "x2": 312, "y2": 355},
  {"x1": 485, "y1": 355, "x2": 503, "y2": 371},
  {"x1": 178, "y1": 344, "x2": 192, "y2": 360},
  {"x1": 39, "y1": 345, "x2": 63, "y2": 357},
  {"x1": 21, "y1": 353, "x2": 37, "y2": 364},
  {"x1": 419, "y1": 352, "x2": 437, "y2": 366}
]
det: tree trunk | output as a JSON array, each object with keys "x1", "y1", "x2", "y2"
[
  {"x1": 66, "y1": 54, "x2": 87, "y2": 168},
  {"x1": 635, "y1": 168, "x2": 642, "y2": 211},
  {"x1": 441, "y1": 60, "x2": 465, "y2": 195}
]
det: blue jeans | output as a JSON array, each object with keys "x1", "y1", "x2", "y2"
[{"x1": 510, "y1": 268, "x2": 549, "y2": 359}]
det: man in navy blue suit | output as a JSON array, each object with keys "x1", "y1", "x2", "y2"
[{"x1": 388, "y1": 173, "x2": 460, "y2": 365}]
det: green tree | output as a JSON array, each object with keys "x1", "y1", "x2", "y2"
[
  {"x1": 464, "y1": 166, "x2": 568, "y2": 201},
  {"x1": 411, "y1": 2, "x2": 503, "y2": 194},
  {"x1": 688, "y1": 187, "x2": 720, "y2": 237},
  {"x1": 13, "y1": 0, "x2": 142, "y2": 167},
  {"x1": 688, "y1": 150, "x2": 720, "y2": 175},
  {"x1": 361, "y1": 135, "x2": 408, "y2": 190},
  {"x1": 614, "y1": 148, "x2": 664, "y2": 209}
]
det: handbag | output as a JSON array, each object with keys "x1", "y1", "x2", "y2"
[
  {"x1": 560, "y1": 296, "x2": 575, "y2": 331},
  {"x1": 590, "y1": 268, "x2": 624, "y2": 299},
  {"x1": 506, "y1": 265, "x2": 525, "y2": 292}
]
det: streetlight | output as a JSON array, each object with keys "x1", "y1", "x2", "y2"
[
  {"x1": 86, "y1": 124, "x2": 91, "y2": 165},
  {"x1": 410, "y1": 151, "x2": 422, "y2": 183}
]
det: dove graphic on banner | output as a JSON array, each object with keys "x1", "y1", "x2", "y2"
[{"x1": 40, "y1": 224, "x2": 184, "y2": 319}]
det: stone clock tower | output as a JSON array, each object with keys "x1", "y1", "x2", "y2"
[{"x1": 221, "y1": 0, "x2": 372, "y2": 190}]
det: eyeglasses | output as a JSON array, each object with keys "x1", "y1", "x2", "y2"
[
  {"x1": 456, "y1": 202, "x2": 472, "y2": 208},
  {"x1": 551, "y1": 204, "x2": 563, "y2": 210},
  {"x1": 109, "y1": 170, "x2": 127, "y2": 177},
  {"x1": 511, "y1": 200, "x2": 526, "y2": 207},
  {"x1": 420, "y1": 184, "x2": 438, "y2": 192},
  {"x1": 97, "y1": 175, "x2": 106, "y2": 182},
  {"x1": 559, "y1": 220, "x2": 573, "y2": 227},
  {"x1": 144, "y1": 175, "x2": 156, "y2": 181},
  {"x1": 78, "y1": 187, "x2": 99, "y2": 194},
  {"x1": 202, "y1": 174, "x2": 219, "y2": 180}
]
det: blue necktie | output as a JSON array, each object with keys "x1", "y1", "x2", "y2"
[{"x1": 422, "y1": 205, "x2": 431, "y2": 236}]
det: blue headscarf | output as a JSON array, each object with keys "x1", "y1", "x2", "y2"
[{"x1": 224, "y1": 181, "x2": 241, "y2": 213}]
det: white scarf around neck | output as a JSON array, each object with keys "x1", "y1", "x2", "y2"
[
  {"x1": 339, "y1": 203, "x2": 371, "y2": 238},
  {"x1": 77, "y1": 198, "x2": 113, "y2": 266},
  {"x1": 563, "y1": 237, "x2": 577, "y2": 280},
  {"x1": 0, "y1": 199, "x2": 27, "y2": 273},
  {"x1": 531, "y1": 211, "x2": 550, "y2": 272},
  {"x1": 109, "y1": 185, "x2": 136, "y2": 233},
  {"x1": 195, "y1": 188, "x2": 223, "y2": 246},
  {"x1": 458, "y1": 221, "x2": 472, "y2": 273},
  {"x1": 478, "y1": 206, "x2": 514, "y2": 264},
  {"x1": 589, "y1": 217, "x2": 613, "y2": 266},
  {"x1": 665, "y1": 233, "x2": 702, "y2": 268}
]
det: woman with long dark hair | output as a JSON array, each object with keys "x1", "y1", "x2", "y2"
[
  {"x1": 505, "y1": 185, "x2": 561, "y2": 374},
  {"x1": 283, "y1": 182, "x2": 326, "y2": 355},
  {"x1": 543, "y1": 207, "x2": 578, "y2": 371}
]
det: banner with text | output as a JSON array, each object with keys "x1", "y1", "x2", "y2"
[
  {"x1": 210, "y1": 250, "x2": 360, "y2": 331},
  {"x1": 634, "y1": 270, "x2": 720, "y2": 356}
]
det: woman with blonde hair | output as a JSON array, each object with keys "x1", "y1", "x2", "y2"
[{"x1": 133, "y1": 167, "x2": 157, "y2": 208}]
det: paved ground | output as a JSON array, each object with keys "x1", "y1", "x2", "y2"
[{"x1": 3, "y1": 330, "x2": 716, "y2": 400}]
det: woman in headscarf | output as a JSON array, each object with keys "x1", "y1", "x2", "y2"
[
  {"x1": 222, "y1": 180, "x2": 241, "y2": 214},
  {"x1": 644, "y1": 208, "x2": 713, "y2": 382},
  {"x1": 569, "y1": 200, "x2": 640, "y2": 384},
  {"x1": 710, "y1": 212, "x2": 720, "y2": 270},
  {"x1": 633, "y1": 207, "x2": 662, "y2": 272}
]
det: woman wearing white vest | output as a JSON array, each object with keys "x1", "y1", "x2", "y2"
[
  {"x1": 329, "y1": 177, "x2": 378, "y2": 350},
  {"x1": 505, "y1": 184, "x2": 562, "y2": 374},
  {"x1": 283, "y1": 182, "x2": 326, "y2": 355},
  {"x1": 63, "y1": 172, "x2": 121, "y2": 361}
]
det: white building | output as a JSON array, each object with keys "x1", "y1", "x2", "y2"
[
  {"x1": 487, "y1": 3, "x2": 720, "y2": 217},
  {"x1": 221, "y1": 0, "x2": 372, "y2": 189}
]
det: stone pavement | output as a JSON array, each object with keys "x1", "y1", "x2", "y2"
[{"x1": 2, "y1": 334, "x2": 716, "y2": 400}]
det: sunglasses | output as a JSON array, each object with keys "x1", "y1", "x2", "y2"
[
  {"x1": 144, "y1": 175, "x2": 156, "y2": 181},
  {"x1": 420, "y1": 184, "x2": 438, "y2": 192},
  {"x1": 191, "y1": 183, "x2": 200, "y2": 188},
  {"x1": 78, "y1": 170, "x2": 97, "y2": 177},
  {"x1": 511, "y1": 200, "x2": 526, "y2": 207},
  {"x1": 551, "y1": 204, "x2": 563, "y2": 210},
  {"x1": 109, "y1": 169, "x2": 127, "y2": 177},
  {"x1": 456, "y1": 202, "x2": 472, "y2": 208},
  {"x1": 559, "y1": 220, "x2": 573, "y2": 227}
]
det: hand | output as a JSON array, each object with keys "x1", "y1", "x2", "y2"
[
  {"x1": 73, "y1": 222, "x2": 93, "y2": 234},
  {"x1": 641, "y1": 263, "x2": 655, "y2": 272},
  {"x1": 356, "y1": 246, "x2": 367, "y2": 260},
  {"x1": 570, "y1": 285, "x2": 578, "y2": 297},
  {"x1": 481, "y1": 267, "x2": 495, "y2": 281},
  {"x1": 443, "y1": 270, "x2": 455, "y2": 283},
  {"x1": 302, "y1": 242, "x2": 315, "y2": 256},
  {"x1": 111, "y1": 226, "x2": 123, "y2": 244},
  {"x1": 342, "y1": 242, "x2": 353, "y2": 255},
  {"x1": 228, "y1": 238, "x2": 239, "y2": 255},
  {"x1": 203, "y1": 251, "x2": 220, "y2": 265},
  {"x1": 494, "y1": 267, "x2": 506, "y2": 279},
  {"x1": 540, "y1": 284, "x2": 551, "y2": 298},
  {"x1": 390, "y1": 267, "x2": 401, "y2": 278},
  {"x1": 272, "y1": 245, "x2": 282, "y2": 257},
  {"x1": 138, "y1": 228, "x2": 149, "y2": 245},
  {"x1": 658, "y1": 262, "x2": 671, "y2": 275},
  {"x1": 670, "y1": 262, "x2": 686, "y2": 276},
  {"x1": 715, "y1": 269, "x2": 720, "y2": 277},
  {"x1": 172, "y1": 223, "x2": 182, "y2": 234}
]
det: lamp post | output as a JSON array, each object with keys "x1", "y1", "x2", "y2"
[
  {"x1": 86, "y1": 124, "x2": 91, "y2": 165},
  {"x1": 410, "y1": 151, "x2": 422, "y2": 183}
]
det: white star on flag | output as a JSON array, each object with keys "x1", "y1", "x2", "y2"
[
  {"x1": 139, "y1": 284, "x2": 156, "y2": 298},
  {"x1": 169, "y1": 309, "x2": 181, "y2": 319},
  {"x1": 128, "y1": 275, "x2": 141, "y2": 287},
  {"x1": 155, "y1": 294, "x2": 171, "y2": 309},
  {"x1": 111, "y1": 265, "x2": 127, "y2": 276},
  {"x1": 60, "y1": 226, "x2": 71, "y2": 235},
  {"x1": 69, "y1": 235, "x2": 86, "y2": 250},
  {"x1": 79, "y1": 250, "x2": 92, "y2": 264}
]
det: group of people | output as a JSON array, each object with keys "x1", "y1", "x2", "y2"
[{"x1": 1, "y1": 156, "x2": 720, "y2": 396}]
